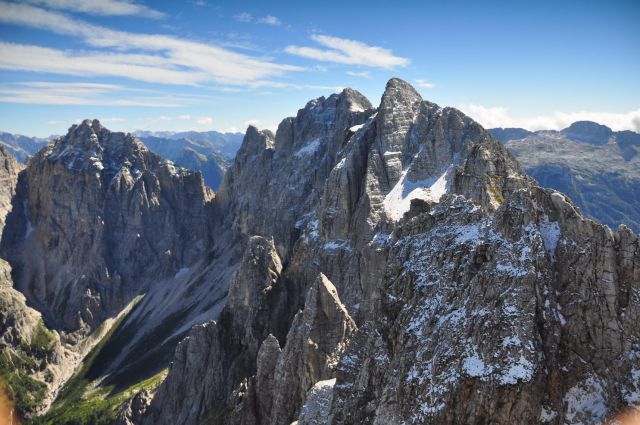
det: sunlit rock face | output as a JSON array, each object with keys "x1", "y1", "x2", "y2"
[{"x1": 142, "y1": 79, "x2": 640, "y2": 425}]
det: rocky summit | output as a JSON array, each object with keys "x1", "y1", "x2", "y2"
[
  {"x1": 0, "y1": 79, "x2": 638, "y2": 425},
  {"x1": 1, "y1": 119, "x2": 214, "y2": 336}
]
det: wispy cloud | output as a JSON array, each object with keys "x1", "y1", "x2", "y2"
[
  {"x1": 0, "y1": 81, "x2": 198, "y2": 107},
  {"x1": 415, "y1": 79, "x2": 435, "y2": 89},
  {"x1": 346, "y1": 71, "x2": 371, "y2": 78},
  {"x1": 24, "y1": 0, "x2": 164, "y2": 18},
  {"x1": 459, "y1": 103, "x2": 640, "y2": 132},
  {"x1": 244, "y1": 119, "x2": 261, "y2": 126},
  {"x1": 0, "y1": 2, "x2": 302, "y2": 87},
  {"x1": 257, "y1": 15, "x2": 280, "y2": 26},
  {"x1": 286, "y1": 34, "x2": 409, "y2": 69},
  {"x1": 234, "y1": 12, "x2": 282, "y2": 26},
  {"x1": 0, "y1": 43, "x2": 204, "y2": 85},
  {"x1": 233, "y1": 12, "x2": 252, "y2": 22}
]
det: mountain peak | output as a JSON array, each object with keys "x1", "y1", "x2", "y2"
[
  {"x1": 561, "y1": 120, "x2": 613, "y2": 145},
  {"x1": 44, "y1": 119, "x2": 148, "y2": 173},
  {"x1": 381, "y1": 77, "x2": 422, "y2": 106}
]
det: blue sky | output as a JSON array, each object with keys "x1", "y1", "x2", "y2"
[{"x1": 0, "y1": 0, "x2": 639, "y2": 136}]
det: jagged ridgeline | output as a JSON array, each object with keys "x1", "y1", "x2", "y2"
[{"x1": 0, "y1": 79, "x2": 638, "y2": 425}]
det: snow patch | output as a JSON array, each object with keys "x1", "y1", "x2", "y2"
[
  {"x1": 496, "y1": 263, "x2": 528, "y2": 277},
  {"x1": 498, "y1": 354, "x2": 535, "y2": 384},
  {"x1": 540, "y1": 216, "x2": 560, "y2": 260},
  {"x1": 624, "y1": 367, "x2": 640, "y2": 403},
  {"x1": 384, "y1": 164, "x2": 454, "y2": 221},
  {"x1": 324, "y1": 240, "x2": 351, "y2": 252},
  {"x1": 539, "y1": 406, "x2": 557, "y2": 422},
  {"x1": 349, "y1": 124, "x2": 364, "y2": 132},
  {"x1": 454, "y1": 224, "x2": 482, "y2": 245},
  {"x1": 462, "y1": 352, "x2": 491, "y2": 378},
  {"x1": 295, "y1": 138, "x2": 322, "y2": 157},
  {"x1": 563, "y1": 376, "x2": 607, "y2": 424}
]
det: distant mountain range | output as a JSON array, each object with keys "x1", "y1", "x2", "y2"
[
  {"x1": 490, "y1": 121, "x2": 640, "y2": 233},
  {"x1": 0, "y1": 132, "x2": 53, "y2": 162},
  {"x1": 0, "y1": 129, "x2": 245, "y2": 190},
  {"x1": 134, "y1": 130, "x2": 244, "y2": 160}
]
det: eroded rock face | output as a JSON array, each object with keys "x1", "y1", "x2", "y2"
[
  {"x1": 329, "y1": 189, "x2": 640, "y2": 424},
  {"x1": 0, "y1": 146, "x2": 20, "y2": 235},
  {"x1": 4, "y1": 79, "x2": 637, "y2": 424},
  {"x1": 269, "y1": 274, "x2": 356, "y2": 424},
  {"x1": 0, "y1": 119, "x2": 214, "y2": 336},
  {"x1": 142, "y1": 236, "x2": 287, "y2": 425},
  {"x1": 144, "y1": 79, "x2": 639, "y2": 425}
]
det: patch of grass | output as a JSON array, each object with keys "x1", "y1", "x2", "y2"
[
  {"x1": 22, "y1": 320, "x2": 56, "y2": 359},
  {"x1": 31, "y1": 369, "x2": 167, "y2": 425},
  {"x1": 0, "y1": 348, "x2": 47, "y2": 416},
  {"x1": 32, "y1": 298, "x2": 167, "y2": 425}
]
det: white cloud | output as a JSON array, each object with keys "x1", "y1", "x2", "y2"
[
  {"x1": 285, "y1": 34, "x2": 409, "y2": 69},
  {"x1": 0, "y1": 43, "x2": 204, "y2": 85},
  {"x1": 234, "y1": 12, "x2": 281, "y2": 26},
  {"x1": 24, "y1": 0, "x2": 164, "y2": 18},
  {"x1": 257, "y1": 15, "x2": 280, "y2": 26},
  {"x1": 244, "y1": 119, "x2": 261, "y2": 126},
  {"x1": 0, "y1": 81, "x2": 196, "y2": 107},
  {"x1": 178, "y1": 114, "x2": 191, "y2": 120},
  {"x1": 222, "y1": 127, "x2": 239, "y2": 133},
  {"x1": 459, "y1": 103, "x2": 640, "y2": 132},
  {"x1": 0, "y1": 2, "x2": 303, "y2": 87},
  {"x1": 415, "y1": 79, "x2": 435, "y2": 89},
  {"x1": 346, "y1": 71, "x2": 370, "y2": 78},
  {"x1": 101, "y1": 117, "x2": 126, "y2": 123},
  {"x1": 233, "y1": 12, "x2": 252, "y2": 22},
  {"x1": 196, "y1": 116, "x2": 213, "y2": 125}
]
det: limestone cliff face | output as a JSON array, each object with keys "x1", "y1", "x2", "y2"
[
  {"x1": 142, "y1": 236, "x2": 286, "y2": 425},
  {"x1": 0, "y1": 146, "x2": 21, "y2": 235},
  {"x1": 329, "y1": 190, "x2": 639, "y2": 424},
  {"x1": 216, "y1": 88, "x2": 374, "y2": 258},
  {"x1": 0, "y1": 119, "x2": 214, "y2": 336},
  {"x1": 143, "y1": 79, "x2": 639, "y2": 425}
]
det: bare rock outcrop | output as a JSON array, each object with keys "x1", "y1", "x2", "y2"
[
  {"x1": 143, "y1": 78, "x2": 640, "y2": 425},
  {"x1": 0, "y1": 119, "x2": 214, "y2": 336},
  {"x1": 142, "y1": 236, "x2": 287, "y2": 425},
  {"x1": 0, "y1": 146, "x2": 20, "y2": 235}
]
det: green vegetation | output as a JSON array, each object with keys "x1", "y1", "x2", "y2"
[
  {"x1": 23, "y1": 321, "x2": 56, "y2": 359},
  {"x1": 0, "y1": 319, "x2": 55, "y2": 417},
  {"x1": 32, "y1": 298, "x2": 166, "y2": 425},
  {"x1": 31, "y1": 369, "x2": 167, "y2": 425},
  {"x1": 0, "y1": 348, "x2": 48, "y2": 416}
]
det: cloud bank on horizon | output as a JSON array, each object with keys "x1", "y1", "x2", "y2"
[{"x1": 0, "y1": 0, "x2": 638, "y2": 136}]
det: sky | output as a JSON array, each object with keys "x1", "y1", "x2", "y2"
[{"x1": 0, "y1": 0, "x2": 639, "y2": 137}]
